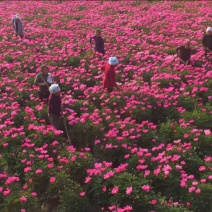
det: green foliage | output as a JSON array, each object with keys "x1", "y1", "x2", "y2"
[
  {"x1": 4, "y1": 54, "x2": 13, "y2": 63},
  {"x1": 189, "y1": 183, "x2": 212, "y2": 212},
  {"x1": 182, "y1": 110, "x2": 212, "y2": 129},
  {"x1": 131, "y1": 106, "x2": 153, "y2": 123},
  {"x1": 69, "y1": 120, "x2": 104, "y2": 149},
  {"x1": 142, "y1": 70, "x2": 153, "y2": 85},
  {"x1": 164, "y1": 48, "x2": 176, "y2": 55},
  {"x1": 177, "y1": 96, "x2": 197, "y2": 111},
  {"x1": 0, "y1": 183, "x2": 40, "y2": 212},
  {"x1": 66, "y1": 56, "x2": 81, "y2": 67},
  {"x1": 66, "y1": 152, "x2": 93, "y2": 184},
  {"x1": 80, "y1": 77, "x2": 96, "y2": 87}
]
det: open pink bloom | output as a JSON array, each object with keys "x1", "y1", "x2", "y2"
[
  {"x1": 80, "y1": 191, "x2": 86, "y2": 196},
  {"x1": 126, "y1": 186, "x2": 133, "y2": 195},
  {"x1": 199, "y1": 166, "x2": 206, "y2": 171},
  {"x1": 50, "y1": 177, "x2": 56, "y2": 183},
  {"x1": 31, "y1": 192, "x2": 37, "y2": 197},
  {"x1": 195, "y1": 189, "x2": 201, "y2": 194},
  {"x1": 35, "y1": 169, "x2": 42, "y2": 174},
  {"x1": 111, "y1": 186, "x2": 119, "y2": 194},
  {"x1": 151, "y1": 199, "x2": 157, "y2": 204},
  {"x1": 20, "y1": 196, "x2": 27, "y2": 202},
  {"x1": 141, "y1": 185, "x2": 150, "y2": 192},
  {"x1": 204, "y1": 129, "x2": 211, "y2": 136},
  {"x1": 123, "y1": 205, "x2": 133, "y2": 211},
  {"x1": 208, "y1": 175, "x2": 212, "y2": 180},
  {"x1": 104, "y1": 171, "x2": 114, "y2": 179},
  {"x1": 102, "y1": 186, "x2": 107, "y2": 192},
  {"x1": 3, "y1": 188, "x2": 10, "y2": 196}
]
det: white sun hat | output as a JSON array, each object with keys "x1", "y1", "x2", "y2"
[
  {"x1": 206, "y1": 27, "x2": 212, "y2": 33},
  {"x1": 49, "y1": 84, "x2": 61, "y2": 94},
  {"x1": 15, "y1": 14, "x2": 21, "y2": 19},
  {"x1": 108, "y1": 57, "x2": 119, "y2": 65}
]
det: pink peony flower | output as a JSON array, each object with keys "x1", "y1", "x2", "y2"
[
  {"x1": 204, "y1": 129, "x2": 211, "y2": 136},
  {"x1": 199, "y1": 166, "x2": 206, "y2": 171},
  {"x1": 31, "y1": 192, "x2": 37, "y2": 197},
  {"x1": 102, "y1": 186, "x2": 107, "y2": 192},
  {"x1": 3, "y1": 188, "x2": 10, "y2": 196},
  {"x1": 141, "y1": 185, "x2": 150, "y2": 192},
  {"x1": 35, "y1": 169, "x2": 42, "y2": 174},
  {"x1": 126, "y1": 186, "x2": 133, "y2": 195},
  {"x1": 200, "y1": 179, "x2": 206, "y2": 183},
  {"x1": 50, "y1": 177, "x2": 56, "y2": 183},
  {"x1": 111, "y1": 186, "x2": 119, "y2": 194},
  {"x1": 80, "y1": 191, "x2": 86, "y2": 196},
  {"x1": 20, "y1": 196, "x2": 27, "y2": 202},
  {"x1": 195, "y1": 189, "x2": 201, "y2": 194},
  {"x1": 151, "y1": 199, "x2": 157, "y2": 205}
]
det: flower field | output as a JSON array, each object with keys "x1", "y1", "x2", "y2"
[{"x1": 0, "y1": 1, "x2": 212, "y2": 212}]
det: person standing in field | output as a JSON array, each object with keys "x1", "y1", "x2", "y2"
[
  {"x1": 101, "y1": 57, "x2": 119, "y2": 93},
  {"x1": 176, "y1": 39, "x2": 191, "y2": 65},
  {"x1": 202, "y1": 27, "x2": 212, "y2": 56},
  {"x1": 34, "y1": 65, "x2": 54, "y2": 102},
  {"x1": 48, "y1": 84, "x2": 62, "y2": 130},
  {"x1": 12, "y1": 14, "x2": 24, "y2": 38},
  {"x1": 90, "y1": 30, "x2": 105, "y2": 55}
]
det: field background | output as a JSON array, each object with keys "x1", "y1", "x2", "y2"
[{"x1": 0, "y1": 1, "x2": 212, "y2": 212}]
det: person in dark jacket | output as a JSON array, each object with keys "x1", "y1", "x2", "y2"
[
  {"x1": 12, "y1": 14, "x2": 24, "y2": 38},
  {"x1": 176, "y1": 39, "x2": 191, "y2": 65},
  {"x1": 48, "y1": 84, "x2": 62, "y2": 130},
  {"x1": 202, "y1": 27, "x2": 212, "y2": 56},
  {"x1": 34, "y1": 65, "x2": 54, "y2": 102},
  {"x1": 90, "y1": 30, "x2": 105, "y2": 55}
]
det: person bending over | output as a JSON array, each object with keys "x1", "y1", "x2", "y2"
[{"x1": 176, "y1": 39, "x2": 191, "y2": 65}]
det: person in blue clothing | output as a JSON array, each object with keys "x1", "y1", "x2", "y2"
[
  {"x1": 90, "y1": 30, "x2": 105, "y2": 55},
  {"x1": 12, "y1": 14, "x2": 24, "y2": 38}
]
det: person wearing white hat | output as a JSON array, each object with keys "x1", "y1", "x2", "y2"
[
  {"x1": 176, "y1": 39, "x2": 191, "y2": 65},
  {"x1": 48, "y1": 84, "x2": 62, "y2": 130},
  {"x1": 101, "y1": 57, "x2": 119, "y2": 93},
  {"x1": 202, "y1": 27, "x2": 212, "y2": 56},
  {"x1": 12, "y1": 14, "x2": 24, "y2": 38}
]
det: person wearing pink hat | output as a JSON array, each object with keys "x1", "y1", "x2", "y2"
[{"x1": 202, "y1": 27, "x2": 212, "y2": 56}]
